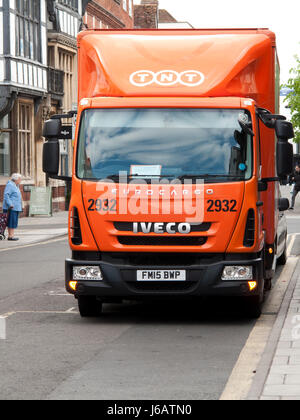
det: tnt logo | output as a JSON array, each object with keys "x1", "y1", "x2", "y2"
[{"x1": 130, "y1": 70, "x2": 205, "y2": 87}]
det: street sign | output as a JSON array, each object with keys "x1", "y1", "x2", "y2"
[{"x1": 29, "y1": 187, "x2": 52, "y2": 216}]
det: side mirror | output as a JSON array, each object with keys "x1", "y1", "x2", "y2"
[
  {"x1": 43, "y1": 141, "x2": 59, "y2": 175},
  {"x1": 275, "y1": 120, "x2": 294, "y2": 140},
  {"x1": 43, "y1": 119, "x2": 62, "y2": 139},
  {"x1": 278, "y1": 197, "x2": 289, "y2": 212},
  {"x1": 42, "y1": 118, "x2": 61, "y2": 176},
  {"x1": 276, "y1": 120, "x2": 294, "y2": 178},
  {"x1": 277, "y1": 141, "x2": 293, "y2": 177}
]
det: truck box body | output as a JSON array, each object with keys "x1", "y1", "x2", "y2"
[
  {"x1": 77, "y1": 29, "x2": 276, "y2": 105},
  {"x1": 58, "y1": 29, "x2": 289, "y2": 316}
]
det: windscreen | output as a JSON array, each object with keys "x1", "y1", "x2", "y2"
[{"x1": 77, "y1": 108, "x2": 252, "y2": 182}]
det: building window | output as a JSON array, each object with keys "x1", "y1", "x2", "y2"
[
  {"x1": 15, "y1": 0, "x2": 41, "y2": 62},
  {"x1": 123, "y1": 0, "x2": 127, "y2": 10},
  {"x1": 0, "y1": 115, "x2": 11, "y2": 177},
  {"x1": 57, "y1": 0, "x2": 78, "y2": 11},
  {"x1": 18, "y1": 102, "x2": 33, "y2": 178},
  {"x1": 58, "y1": 49, "x2": 74, "y2": 112}
]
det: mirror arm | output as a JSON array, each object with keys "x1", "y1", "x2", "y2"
[
  {"x1": 238, "y1": 120, "x2": 254, "y2": 136},
  {"x1": 50, "y1": 110, "x2": 77, "y2": 120},
  {"x1": 256, "y1": 108, "x2": 286, "y2": 129},
  {"x1": 258, "y1": 177, "x2": 280, "y2": 192},
  {"x1": 261, "y1": 177, "x2": 280, "y2": 182},
  {"x1": 47, "y1": 174, "x2": 72, "y2": 182}
]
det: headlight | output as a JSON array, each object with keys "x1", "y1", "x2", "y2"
[
  {"x1": 73, "y1": 266, "x2": 103, "y2": 281},
  {"x1": 221, "y1": 266, "x2": 253, "y2": 281}
]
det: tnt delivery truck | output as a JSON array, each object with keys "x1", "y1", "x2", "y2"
[{"x1": 42, "y1": 29, "x2": 294, "y2": 318}]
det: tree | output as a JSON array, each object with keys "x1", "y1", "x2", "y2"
[{"x1": 284, "y1": 55, "x2": 300, "y2": 143}]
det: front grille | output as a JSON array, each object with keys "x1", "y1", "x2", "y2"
[
  {"x1": 117, "y1": 236, "x2": 207, "y2": 246},
  {"x1": 243, "y1": 209, "x2": 255, "y2": 247},
  {"x1": 126, "y1": 281, "x2": 197, "y2": 293},
  {"x1": 70, "y1": 207, "x2": 82, "y2": 245},
  {"x1": 104, "y1": 253, "x2": 223, "y2": 266},
  {"x1": 114, "y1": 221, "x2": 211, "y2": 232}
]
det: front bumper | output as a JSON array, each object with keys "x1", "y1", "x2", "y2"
[{"x1": 65, "y1": 253, "x2": 264, "y2": 299}]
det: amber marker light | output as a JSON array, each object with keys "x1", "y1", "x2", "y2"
[
  {"x1": 248, "y1": 281, "x2": 257, "y2": 291},
  {"x1": 268, "y1": 247, "x2": 273, "y2": 254},
  {"x1": 69, "y1": 281, "x2": 77, "y2": 291}
]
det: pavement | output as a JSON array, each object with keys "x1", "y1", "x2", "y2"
[
  {"x1": 247, "y1": 185, "x2": 300, "y2": 400},
  {"x1": 1, "y1": 195, "x2": 300, "y2": 399},
  {"x1": 258, "y1": 258, "x2": 300, "y2": 400},
  {"x1": 0, "y1": 210, "x2": 68, "y2": 250}
]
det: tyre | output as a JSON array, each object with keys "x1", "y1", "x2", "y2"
[
  {"x1": 264, "y1": 278, "x2": 272, "y2": 291},
  {"x1": 277, "y1": 244, "x2": 287, "y2": 266},
  {"x1": 244, "y1": 295, "x2": 263, "y2": 319},
  {"x1": 78, "y1": 296, "x2": 103, "y2": 317}
]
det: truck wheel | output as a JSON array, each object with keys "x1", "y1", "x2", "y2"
[
  {"x1": 264, "y1": 278, "x2": 272, "y2": 291},
  {"x1": 277, "y1": 244, "x2": 287, "y2": 266},
  {"x1": 244, "y1": 295, "x2": 262, "y2": 319},
  {"x1": 78, "y1": 296, "x2": 103, "y2": 317}
]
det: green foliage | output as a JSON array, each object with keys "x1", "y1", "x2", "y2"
[{"x1": 284, "y1": 55, "x2": 300, "y2": 143}]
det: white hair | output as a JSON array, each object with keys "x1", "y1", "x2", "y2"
[{"x1": 11, "y1": 173, "x2": 22, "y2": 181}]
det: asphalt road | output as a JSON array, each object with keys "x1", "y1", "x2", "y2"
[{"x1": 0, "y1": 216, "x2": 299, "y2": 400}]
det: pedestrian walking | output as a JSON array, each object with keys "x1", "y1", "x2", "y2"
[
  {"x1": 289, "y1": 165, "x2": 300, "y2": 209},
  {"x1": 2, "y1": 173, "x2": 23, "y2": 240}
]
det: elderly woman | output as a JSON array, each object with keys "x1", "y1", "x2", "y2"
[{"x1": 3, "y1": 173, "x2": 23, "y2": 241}]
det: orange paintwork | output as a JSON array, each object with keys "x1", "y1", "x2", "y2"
[
  {"x1": 70, "y1": 29, "x2": 279, "y2": 254},
  {"x1": 77, "y1": 29, "x2": 274, "y2": 109},
  {"x1": 81, "y1": 180, "x2": 244, "y2": 253}
]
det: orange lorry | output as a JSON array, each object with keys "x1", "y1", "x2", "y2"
[{"x1": 42, "y1": 29, "x2": 294, "y2": 318}]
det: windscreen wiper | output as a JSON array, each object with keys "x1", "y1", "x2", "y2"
[
  {"x1": 104, "y1": 173, "x2": 244, "y2": 182},
  {"x1": 129, "y1": 174, "x2": 175, "y2": 178},
  {"x1": 177, "y1": 174, "x2": 244, "y2": 180},
  {"x1": 104, "y1": 174, "x2": 175, "y2": 180}
]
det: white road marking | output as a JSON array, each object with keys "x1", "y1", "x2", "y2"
[
  {"x1": 287, "y1": 233, "x2": 297, "y2": 256},
  {"x1": 0, "y1": 236, "x2": 67, "y2": 252},
  {"x1": 0, "y1": 317, "x2": 6, "y2": 339},
  {"x1": 0, "y1": 309, "x2": 78, "y2": 319},
  {"x1": 46, "y1": 290, "x2": 71, "y2": 296},
  {"x1": 0, "y1": 312, "x2": 15, "y2": 318},
  {"x1": 65, "y1": 307, "x2": 76, "y2": 313}
]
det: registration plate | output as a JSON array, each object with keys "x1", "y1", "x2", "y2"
[{"x1": 137, "y1": 270, "x2": 186, "y2": 281}]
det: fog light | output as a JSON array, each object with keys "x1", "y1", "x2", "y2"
[
  {"x1": 221, "y1": 266, "x2": 253, "y2": 280},
  {"x1": 248, "y1": 281, "x2": 257, "y2": 291},
  {"x1": 69, "y1": 281, "x2": 77, "y2": 291},
  {"x1": 73, "y1": 266, "x2": 103, "y2": 281}
]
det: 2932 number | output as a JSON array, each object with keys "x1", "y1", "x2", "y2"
[
  {"x1": 88, "y1": 198, "x2": 117, "y2": 212},
  {"x1": 207, "y1": 199, "x2": 237, "y2": 212}
]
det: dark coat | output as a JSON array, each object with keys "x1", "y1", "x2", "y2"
[{"x1": 290, "y1": 171, "x2": 300, "y2": 191}]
